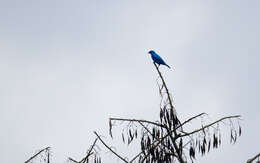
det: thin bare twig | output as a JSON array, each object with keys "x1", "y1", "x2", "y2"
[
  {"x1": 94, "y1": 131, "x2": 128, "y2": 163},
  {"x1": 110, "y1": 117, "x2": 165, "y2": 128},
  {"x1": 247, "y1": 153, "x2": 260, "y2": 163},
  {"x1": 154, "y1": 62, "x2": 186, "y2": 163},
  {"x1": 81, "y1": 138, "x2": 98, "y2": 163},
  {"x1": 179, "y1": 115, "x2": 241, "y2": 137},
  {"x1": 68, "y1": 157, "x2": 79, "y2": 163},
  {"x1": 68, "y1": 138, "x2": 98, "y2": 163},
  {"x1": 176, "y1": 113, "x2": 207, "y2": 130},
  {"x1": 24, "y1": 147, "x2": 50, "y2": 163},
  {"x1": 153, "y1": 62, "x2": 174, "y2": 112}
]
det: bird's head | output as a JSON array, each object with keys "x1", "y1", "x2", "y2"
[{"x1": 148, "y1": 50, "x2": 155, "y2": 55}]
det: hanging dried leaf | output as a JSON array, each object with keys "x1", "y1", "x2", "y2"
[
  {"x1": 109, "y1": 118, "x2": 113, "y2": 139},
  {"x1": 160, "y1": 109, "x2": 164, "y2": 122},
  {"x1": 239, "y1": 126, "x2": 242, "y2": 136},
  {"x1": 189, "y1": 147, "x2": 195, "y2": 159},
  {"x1": 213, "y1": 134, "x2": 217, "y2": 148},
  {"x1": 147, "y1": 137, "x2": 151, "y2": 147},
  {"x1": 141, "y1": 137, "x2": 145, "y2": 151},
  {"x1": 230, "y1": 131, "x2": 234, "y2": 144},
  {"x1": 200, "y1": 145, "x2": 203, "y2": 155},
  {"x1": 179, "y1": 138, "x2": 183, "y2": 155},
  {"x1": 167, "y1": 138, "x2": 171, "y2": 149},
  {"x1": 156, "y1": 129, "x2": 160, "y2": 139},
  {"x1": 215, "y1": 136, "x2": 218, "y2": 148},
  {"x1": 149, "y1": 146, "x2": 155, "y2": 158},
  {"x1": 196, "y1": 138, "x2": 198, "y2": 147},
  {"x1": 208, "y1": 140, "x2": 211, "y2": 152},
  {"x1": 152, "y1": 128, "x2": 156, "y2": 140},
  {"x1": 156, "y1": 148, "x2": 159, "y2": 159},
  {"x1": 170, "y1": 108, "x2": 174, "y2": 121},
  {"x1": 166, "y1": 111, "x2": 170, "y2": 125},
  {"x1": 129, "y1": 129, "x2": 133, "y2": 140},
  {"x1": 122, "y1": 133, "x2": 125, "y2": 143},
  {"x1": 203, "y1": 137, "x2": 207, "y2": 146}
]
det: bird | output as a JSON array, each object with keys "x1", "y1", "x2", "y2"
[{"x1": 148, "y1": 50, "x2": 171, "y2": 68}]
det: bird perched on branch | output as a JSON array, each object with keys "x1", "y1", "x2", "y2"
[{"x1": 148, "y1": 50, "x2": 171, "y2": 68}]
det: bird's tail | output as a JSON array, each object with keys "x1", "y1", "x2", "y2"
[{"x1": 165, "y1": 64, "x2": 171, "y2": 69}]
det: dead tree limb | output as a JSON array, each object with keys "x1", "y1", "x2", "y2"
[
  {"x1": 247, "y1": 153, "x2": 260, "y2": 163},
  {"x1": 68, "y1": 157, "x2": 79, "y2": 163},
  {"x1": 94, "y1": 131, "x2": 128, "y2": 163},
  {"x1": 24, "y1": 147, "x2": 50, "y2": 163},
  {"x1": 179, "y1": 115, "x2": 241, "y2": 138}
]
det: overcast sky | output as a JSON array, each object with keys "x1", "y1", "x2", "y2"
[{"x1": 1, "y1": 0, "x2": 259, "y2": 162}]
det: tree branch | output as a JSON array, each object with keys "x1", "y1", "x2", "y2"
[
  {"x1": 24, "y1": 147, "x2": 50, "y2": 163},
  {"x1": 109, "y1": 117, "x2": 165, "y2": 129},
  {"x1": 176, "y1": 113, "x2": 207, "y2": 130},
  {"x1": 153, "y1": 62, "x2": 186, "y2": 163},
  {"x1": 80, "y1": 138, "x2": 98, "y2": 163},
  {"x1": 153, "y1": 62, "x2": 174, "y2": 112},
  {"x1": 68, "y1": 157, "x2": 79, "y2": 163},
  {"x1": 247, "y1": 153, "x2": 260, "y2": 163},
  {"x1": 94, "y1": 131, "x2": 128, "y2": 163},
  {"x1": 179, "y1": 115, "x2": 241, "y2": 137}
]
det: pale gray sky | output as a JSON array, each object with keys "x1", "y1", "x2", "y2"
[{"x1": 0, "y1": 0, "x2": 259, "y2": 162}]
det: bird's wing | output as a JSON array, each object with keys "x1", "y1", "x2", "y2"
[{"x1": 154, "y1": 53, "x2": 166, "y2": 65}]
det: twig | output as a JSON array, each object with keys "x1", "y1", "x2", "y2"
[
  {"x1": 94, "y1": 131, "x2": 128, "y2": 163},
  {"x1": 247, "y1": 153, "x2": 260, "y2": 163},
  {"x1": 153, "y1": 62, "x2": 186, "y2": 163},
  {"x1": 179, "y1": 115, "x2": 241, "y2": 137},
  {"x1": 153, "y1": 62, "x2": 174, "y2": 111},
  {"x1": 68, "y1": 157, "x2": 79, "y2": 163},
  {"x1": 176, "y1": 113, "x2": 207, "y2": 130},
  {"x1": 80, "y1": 138, "x2": 98, "y2": 163},
  {"x1": 110, "y1": 117, "x2": 165, "y2": 128},
  {"x1": 47, "y1": 151, "x2": 50, "y2": 163},
  {"x1": 24, "y1": 147, "x2": 50, "y2": 163}
]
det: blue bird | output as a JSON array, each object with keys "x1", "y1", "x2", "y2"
[{"x1": 148, "y1": 50, "x2": 171, "y2": 68}]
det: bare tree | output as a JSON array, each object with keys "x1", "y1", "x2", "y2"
[
  {"x1": 25, "y1": 62, "x2": 243, "y2": 163},
  {"x1": 100, "y1": 62, "x2": 242, "y2": 163}
]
